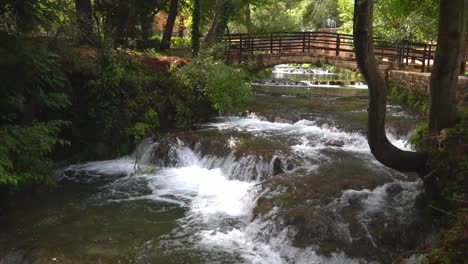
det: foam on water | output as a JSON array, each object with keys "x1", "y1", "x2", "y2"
[
  {"x1": 59, "y1": 114, "x2": 420, "y2": 263},
  {"x1": 208, "y1": 115, "x2": 412, "y2": 153}
]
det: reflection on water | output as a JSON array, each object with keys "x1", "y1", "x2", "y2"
[
  {"x1": 253, "y1": 64, "x2": 365, "y2": 89},
  {"x1": 273, "y1": 64, "x2": 360, "y2": 82}
]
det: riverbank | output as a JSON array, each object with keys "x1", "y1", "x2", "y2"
[{"x1": 0, "y1": 36, "x2": 251, "y2": 193}]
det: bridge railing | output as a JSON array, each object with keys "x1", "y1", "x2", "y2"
[{"x1": 223, "y1": 32, "x2": 436, "y2": 72}]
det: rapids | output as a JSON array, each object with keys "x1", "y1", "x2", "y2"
[{"x1": 0, "y1": 83, "x2": 430, "y2": 263}]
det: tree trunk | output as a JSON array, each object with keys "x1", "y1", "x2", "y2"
[
  {"x1": 353, "y1": 0, "x2": 427, "y2": 173},
  {"x1": 114, "y1": 0, "x2": 128, "y2": 48},
  {"x1": 74, "y1": 0, "x2": 95, "y2": 45},
  {"x1": 140, "y1": 12, "x2": 154, "y2": 41},
  {"x1": 123, "y1": 0, "x2": 135, "y2": 49},
  {"x1": 428, "y1": 0, "x2": 467, "y2": 134},
  {"x1": 204, "y1": 0, "x2": 234, "y2": 44},
  {"x1": 160, "y1": 0, "x2": 179, "y2": 51},
  {"x1": 191, "y1": 0, "x2": 202, "y2": 56},
  {"x1": 245, "y1": 1, "x2": 252, "y2": 33}
]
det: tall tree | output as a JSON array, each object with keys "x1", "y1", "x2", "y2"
[
  {"x1": 204, "y1": 0, "x2": 234, "y2": 43},
  {"x1": 428, "y1": 0, "x2": 467, "y2": 135},
  {"x1": 74, "y1": 0, "x2": 95, "y2": 45},
  {"x1": 191, "y1": 0, "x2": 202, "y2": 56},
  {"x1": 353, "y1": 0, "x2": 466, "y2": 177},
  {"x1": 245, "y1": 1, "x2": 252, "y2": 33},
  {"x1": 353, "y1": 0, "x2": 427, "y2": 173},
  {"x1": 160, "y1": 0, "x2": 179, "y2": 50}
]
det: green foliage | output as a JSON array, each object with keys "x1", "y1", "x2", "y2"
[
  {"x1": 408, "y1": 123, "x2": 429, "y2": 152},
  {"x1": 171, "y1": 37, "x2": 191, "y2": 49},
  {"x1": 0, "y1": 35, "x2": 70, "y2": 188},
  {"x1": 411, "y1": 112, "x2": 468, "y2": 264},
  {"x1": 0, "y1": 121, "x2": 69, "y2": 187},
  {"x1": 423, "y1": 210, "x2": 468, "y2": 264},
  {"x1": 389, "y1": 85, "x2": 428, "y2": 113},
  {"x1": 249, "y1": 1, "x2": 303, "y2": 33},
  {"x1": 127, "y1": 110, "x2": 160, "y2": 144},
  {"x1": 65, "y1": 50, "x2": 162, "y2": 159},
  {"x1": 174, "y1": 54, "x2": 251, "y2": 115},
  {"x1": 300, "y1": 0, "x2": 340, "y2": 30},
  {"x1": 296, "y1": 90, "x2": 310, "y2": 98},
  {"x1": 150, "y1": 36, "x2": 191, "y2": 50},
  {"x1": 0, "y1": 0, "x2": 70, "y2": 34},
  {"x1": 338, "y1": 0, "x2": 438, "y2": 42}
]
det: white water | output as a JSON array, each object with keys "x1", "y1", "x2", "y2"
[{"x1": 61, "y1": 114, "x2": 420, "y2": 263}]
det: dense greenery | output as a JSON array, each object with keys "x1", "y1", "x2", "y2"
[
  {"x1": 0, "y1": 34, "x2": 70, "y2": 187},
  {"x1": 175, "y1": 55, "x2": 251, "y2": 114},
  {"x1": 0, "y1": 38, "x2": 251, "y2": 189},
  {"x1": 409, "y1": 112, "x2": 468, "y2": 263},
  {"x1": 338, "y1": 0, "x2": 438, "y2": 42},
  {"x1": 389, "y1": 85, "x2": 428, "y2": 113}
]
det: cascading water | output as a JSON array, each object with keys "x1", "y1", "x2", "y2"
[{"x1": 0, "y1": 90, "x2": 429, "y2": 264}]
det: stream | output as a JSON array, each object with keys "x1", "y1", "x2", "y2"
[{"x1": 0, "y1": 67, "x2": 430, "y2": 264}]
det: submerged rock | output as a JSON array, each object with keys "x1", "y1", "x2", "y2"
[{"x1": 252, "y1": 162, "x2": 429, "y2": 262}]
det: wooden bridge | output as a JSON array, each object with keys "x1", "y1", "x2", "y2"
[{"x1": 223, "y1": 31, "x2": 436, "y2": 72}]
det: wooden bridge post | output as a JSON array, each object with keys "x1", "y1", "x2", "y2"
[
  {"x1": 279, "y1": 36, "x2": 282, "y2": 54},
  {"x1": 336, "y1": 34, "x2": 340, "y2": 56},
  {"x1": 270, "y1": 33, "x2": 273, "y2": 54},
  {"x1": 422, "y1": 45, "x2": 427, "y2": 72},
  {"x1": 302, "y1": 32, "x2": 306, "y2": 53},
  {"x1": 307, "y1": 32, "x2": 311, "y2": 53},
  {"x1": 405, "y1": 42, "x2": 410, "y2": 65},
  {"x1": 239, "y1": 34, "x2": 243, "y2": 61},
  {"x1": 250, "y1": 36, "x2": 254, "y2": 56},
  {"x1": 397, "y1": 42, "x2": 402, "y2": 63}
]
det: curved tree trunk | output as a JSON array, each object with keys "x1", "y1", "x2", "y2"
[
  {"x1": 353, "y1": 0, "x2": 427, "y2": 173},
  {"x1": 429, "y1": 0, "x2": 467, "y2": 134},
  {"x1": 204, "y1": 0, "x2": 234, "y2": 44},
  {"x1": 160, "y1": 0, "x2": 179, "y2": 51}
]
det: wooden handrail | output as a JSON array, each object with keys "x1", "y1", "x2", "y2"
[{"x1": 223, "y1": 31, "x2": 436, "y2": 72}]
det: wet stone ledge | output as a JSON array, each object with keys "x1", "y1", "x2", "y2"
[{"x1": 387, "y1": 70, "x2": 468, "y2": 104}]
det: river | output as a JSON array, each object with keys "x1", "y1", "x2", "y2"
[{"x1": 0, "y1": 67, "x2": 430, "y2": 264}]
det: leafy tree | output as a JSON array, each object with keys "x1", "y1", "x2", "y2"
[
  {"x1": 249, "y1": 0, "x2": 302, "y2": 33},
  {"x1": 300, "y1": 0, "x2": 340, "y2": 30},
  {"x1": 0, "y1": 0, "x2": 69, "y2": 35},
  {"x1": 204, "y1": 0, "x2": 235, "y2": 43},
  {"x1": 341, "y1": 0, "x2": 439, "y2": 42}
]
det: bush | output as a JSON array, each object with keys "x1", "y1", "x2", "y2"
[
  {"x1": 389, "y1": 85, "x2": 428, "y2": 113},
  {"x1": 148, "y1": 36, "x2": 191, "y2": 50},
  {"x1": 64, "y1": 50, "x2": 162, "y2": 160},
  {"x1": 174, "y1": 55, "x2": 252, "y2": 115},
  {"x1": 0, "y1": 35, "x2": 70, "y2": 188}
]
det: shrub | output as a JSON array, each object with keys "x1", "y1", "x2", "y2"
[
  {"x1": 0, "y1": 35, "x2": 70, "y2": 188},
  {"x1": 174, "y1": 55, "x2": 252, "y2": 115},
  {"x1": 64, "y1": 49, "x2": 162, "y2": 160}
]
